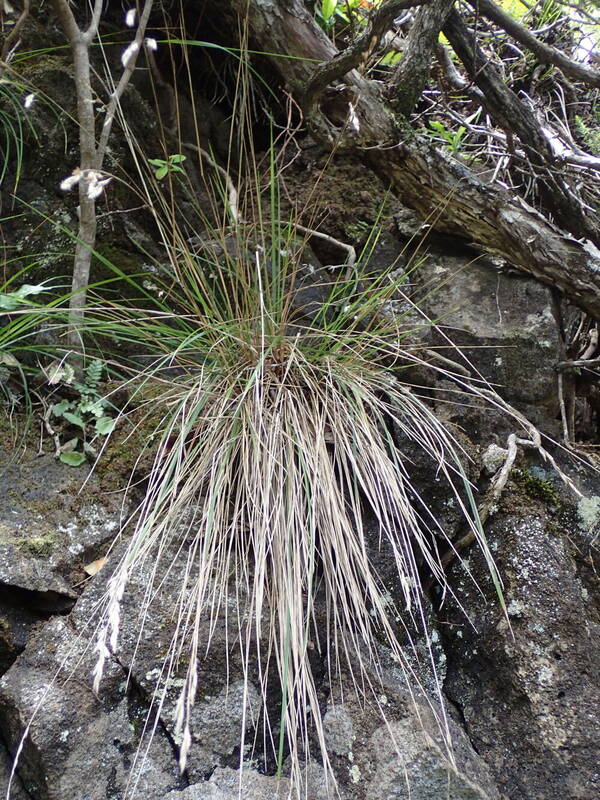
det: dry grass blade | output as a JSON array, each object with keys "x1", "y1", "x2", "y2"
[
  {"x1": 84, "y1": 29, "x2": 502, "y2": 793},
  {"x1": 90, "y1": 279, "x2": 499, "y2": 794}
]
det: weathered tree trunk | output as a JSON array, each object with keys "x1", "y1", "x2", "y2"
[{"x1": 227, "y1": 0, "x2": 600, "y2": 318}]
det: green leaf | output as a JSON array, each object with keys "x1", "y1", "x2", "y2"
[
  {"x1": 12, "y1": 283, "x2": 47, "y2": 300},
  {"x1": 147, "y1": 158, "x2": 166, "y2": 167},
  {"x1": 71, "y1": 381, "x2": 91, "y2": 395},
  {"x1": 59, "y1": 451, "x2": 87, "y2": 467},
  {"x1": 379, "y1": 51, "x2": 402, "y2": 67},
  {"x1": 155, "y1": 165, "x2": 168, "y2": 180},
  {"x1": 80, "y1": 399, "x2": 105, "y2": 417},
  {"x1": 95, "y1": 416, "x2": 115, "y2": 435},
  {"x1": 169, "y1": 154, "x2": 186, "y2": 164},
  {"x1": 0, "y1": 282, "x2": 51, "y2": 310},
  {"x1": 0, "y1": 295, "x2": 20, "y2": 312},
  {"x1": 62, "y1": 411, "x2": 85, "y2": 428},
  {"x1": 85, "y1": 359, "x2": 103, "y2": 387},
  {"x1": 51, "y1": 399, "x2": 73, "y2": 417},
  {"x1": 322, "y1": 0, "x2": 337, "y2": 20}
]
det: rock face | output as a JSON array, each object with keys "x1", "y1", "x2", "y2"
[
  {"x1": 0, "y1": 432, "x2": 499, "y2": 800},
  {"x1": 0, "y1": 617, "x2": 181, "y2": 800},
  {"x1": 318, "y1": 691, "x2": 500, "y2": 800},
  {"x1": 443, "y1": 509, "x2": 600, "y2": 800},
  {"x1": 0, "y1": 486, "x2": 500, "y2": 800},
  {"x1": 165, "y1": 769, "x2": 293, "y2": 799},
  {"x1": 2, "y1": 440, "x2": 599, "y2": 800},
  {"x1": 0, "y1": 448, "x2": 123, "y2": 676},
  {"x1": 418, "y1": 254, "x2": 561, "y2": 432}
]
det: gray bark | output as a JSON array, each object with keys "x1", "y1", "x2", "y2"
[
  {"x1": 392, "y1": 0, "x2": 455, "y2": 117},
  {"x1": 51, "y1": 0, "x2": 154, "y2": 347}
]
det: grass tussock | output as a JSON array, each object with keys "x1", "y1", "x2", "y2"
[
  {"x1": 86, "y1": 164, "x2": 498, "y2": 792},
  {"x1": 85, "y1": 26, "x2": 500, "y2": 792}
]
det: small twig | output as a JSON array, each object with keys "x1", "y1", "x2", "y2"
[
  {"x1": 43, "y1": 404, "x2": 61, "y2": 458},
  {"x1": 424, "y1": 347, "x2": 471, "y2": 377},
  {"x1": 557, "y1": 371, "x2": 571, "y2": 445},
  {"x1": 579, "y1": 327, "x2": 599, "y2": 361},
  {"x1": 180, "y1": 140, "x2": 239, "y2": 224},
  {"x1": 292, "y1": 223, "x2": 356, "y2": 277},
  {"x1": 557, "y1": 356, "x2": 600, "y2": 371},
  {"x1": 435, "y1": 42, "x2": 469, "y2": 90},
  {"x1": 476, "y1": 384, "x2": 583, "y2": 496},
  {"x1": 439, "y1": 432, "x2": 519, "y2": 571},
  {"x1": 556, "y1": 151, "x2": 600, "y2": 170},
  {"x1": 95, "y1": 204, "x2": 148, "y2": 220},
  {"x1": 480, "y1": 434, "x2": 519, "y2": 524}
]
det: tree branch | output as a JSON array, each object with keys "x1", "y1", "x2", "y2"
[
  {"x1": 49, "y1": 0, "x2": 80, "y2": 43},
  {"x1": 230, "y1": 0, "x2": 600, "y2": 318},
  {"x1": 51, "y1": 0, "x2": 99, "y2": 343},
  {"x1": 51, "y1": 0, "x2": 155, "y2": 350},
  {"x1": 1, "y1": 0, "x2": 30, "y2": 61},
  {"x1": 443, "y1": 8, "x2": 597, "y2": 244},
  {"x1": 96, "y1": 0, "x2": 154, "y2": 165},
  {"x1": 468, "y1": 0, "x2": 600, "y2": 89},
  {"x1": 302, "y1": 0, "x2": 428, "y2": 113},
  {"x1": 83, "y1": 0, "x2": 104, "y2": 44},
  {"x1": 392, "y1": 0, "x2": 454, "y2": 116}
]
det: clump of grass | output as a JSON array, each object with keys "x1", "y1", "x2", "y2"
[
  {"x1": 71, "y1": 21, "x2": 504, "y2": 791},
  {"x1": 84, "y1": 146, "x2": 500, "y2": 794}
]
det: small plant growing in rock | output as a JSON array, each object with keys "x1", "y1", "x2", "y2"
[
  {"x1": 424, "y1": 110, "x2": 481, "y2": 156},
  {"x1": 48, "y1": 359, "x2": 115, "y2": 465},
  {"x1": 513, "y1": 468, "x2": 559, "y2": 507}
]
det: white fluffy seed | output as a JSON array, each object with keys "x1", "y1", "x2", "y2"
[
  {"x1": 121, "y1": 41, "x2": 139, "y2": 68},
  {"x1": 60, "y1": 171, "x2": 82, "y2": 191}
]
